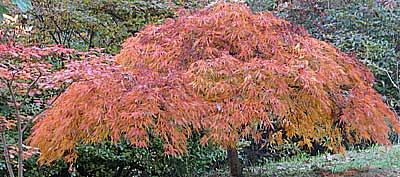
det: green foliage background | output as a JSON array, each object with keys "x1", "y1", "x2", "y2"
[
  {"x1": 0, "y1": 0, "x2": 32, "y2": 20},
  {"x1": 28, "y1": 0, "x2": 176, "y2": 54}
]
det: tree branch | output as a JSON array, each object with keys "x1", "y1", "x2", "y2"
[
  {"x1": 19, "y1": 72, "x2": 42, "y2": 109},
  {"x1": 367, "y1": 61, "x2": 399, "y2": 90},
  {"x1": 6, "y1": 80, "x2": 24, "y2": 177},
  {"x1": 1, "y1": 129, "x2": 15, "y2": 177},
  {"x1": 22, "y1": 83, "x2": 70, "y2": 133}
]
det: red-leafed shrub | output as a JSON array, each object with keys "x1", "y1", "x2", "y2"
[
  {"x1": 28, "y1": 3, "x2": 400, "y2": 176},
  {"x1": 0, "y1": 40, "x2": 116, "y2": 177}
]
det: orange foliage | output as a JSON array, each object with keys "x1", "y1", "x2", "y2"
[{"x1": 28, "y1": 3, "x2": 400, "y2": 164}]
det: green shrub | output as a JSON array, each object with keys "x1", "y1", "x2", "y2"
[
  {"x1": 19, "y1": 135, "x2": 225, "y2": 177},
  {"x1": 74, "y1": 137, "x2": 225, "y2": 177}
]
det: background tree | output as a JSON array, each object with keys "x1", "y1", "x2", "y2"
[
  {"x1": 0, "y1": 8, "x2": 115, "y2": 177},
  {"x1": 26, "y1": 0, "x2": 218, "y2": 54},
  {"x1": 0, "y1": 0, "x2": 32, "y2": 21},
  {"x1": 0, "y1": 40, "x2": 76, "y2": 177},
  {"x1": 27, "y1": 2, "x2": 400, "y2": 177}
]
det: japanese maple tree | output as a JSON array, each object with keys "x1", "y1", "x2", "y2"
[
  {"x1": 0, "y1": 43, "x2": 75, "y2": 177},
  {"x1": 28, "y1": 3, "x2": 400, "y2": 177},
  {"x1": 0, "y1": 42, "x2": 115, "y2": 177},
  {"x1": 1, "y1": 12, "x2": 116, "y2": 176}
]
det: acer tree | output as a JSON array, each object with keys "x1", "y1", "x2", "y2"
[
  {"x1": 1, "y1": 13, "x2": 117, "y2": 177},
  {"x1": 0, "y1": 42, "x2": 114, "y2": 177},
  {"x1": 0, "y1": 43, "x2": 76, "y2": 177},
  {"x1": 1, "y1": 13, "x2": 71, "y2": 177},
  {"x1": 28, "y1": 3, "x2": 400, "y2": 177}
]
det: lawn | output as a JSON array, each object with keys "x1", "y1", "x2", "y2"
[{"x1": 208, "y1": 145, "x2": 400, "y2": 177}]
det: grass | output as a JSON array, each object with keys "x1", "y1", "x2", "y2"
[{"x1": 207, "y1": 145, "x2": 400, "y2": 177}]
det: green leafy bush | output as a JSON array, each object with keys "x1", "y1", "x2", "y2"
[
  {"x1": 73, "y1": 137, "x2": 225, "y2": 177},
  {"x1": 19, "y1": 135, "x2": 225, "y2": 177}
]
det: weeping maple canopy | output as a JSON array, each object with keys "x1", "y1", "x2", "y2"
[{"x1": 28, "y1": 3, "x2": 400, "y2": 164}]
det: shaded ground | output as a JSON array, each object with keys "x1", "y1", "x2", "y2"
[{"x1": 207, "y1": 145, "x2": 400, "y2": 176}]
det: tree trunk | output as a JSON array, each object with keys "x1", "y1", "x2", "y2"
[
  {"x1": 7, "y1": 82, "x2": 23, "y2": 177},
  {"x1": 1, "y1": 130, "x2": 15, "y2": 177},
  {"x1": 227, "y1": 147, "x2": 243, "y2": 177}
]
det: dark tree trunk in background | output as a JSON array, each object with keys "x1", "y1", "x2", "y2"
[{"x1": 227, "y1": 147, "x2": 243, "y2": 177}]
